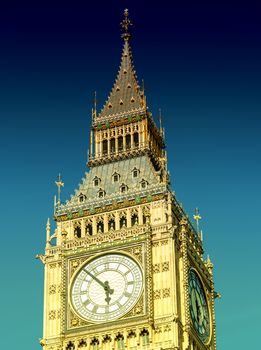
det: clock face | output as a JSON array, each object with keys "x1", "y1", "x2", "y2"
[
  {"x1": 188, "y1": 269, "x2": 210, "y2": 343},
  {"x1": 70, "y1": 253, "x2": 143, "y2": 323}
]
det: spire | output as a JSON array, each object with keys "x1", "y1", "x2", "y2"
[{"x1": 96, "y1": 9, "x2": 146, "y2": 121}]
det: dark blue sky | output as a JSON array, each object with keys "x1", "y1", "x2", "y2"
[{"x1": 0, "y1": 1, "x2": 260, "y2": 349}]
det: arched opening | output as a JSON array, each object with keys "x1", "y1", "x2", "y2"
[
  {"x1": 140, "y1": 329, "x2": 149, "y2": 346},
  {"x1": 78, "y1": 340, "x2": 87, "y2": 348},
  {"x1": 120, "y1": 216, "x2": 127, "y2": 228},
  {"x1": 126, "y1": 134, "x2": 131, "y2": 150},
  {"x1": 115, "y1": 334, "x2": 124, "y2": 350},
  {"x1": 85, "y1": 223, "x2": 93, "y2": 236},
  {"x1": 134, "y1": 132, "x2": 139, "y2": 147},
  {"x1": 74, "y1": 226, "x2": 81, "y2": 238},
  {"x1": 131, "y1": 214, "x2": 138, "y2": 226},
  {"x1": 108, "y1": 218, "x2": 115, "y2": 230},
  {"x1": 110, "y1": 138, "x2": 115, "y2": 154},
  {"x1": 118, "y1": 136, "x2": 123, "y2": 151},
  {"x1": 102, "y1": 139, "x2": 108, "y2": 155},
  {"x1": 97, "y1": 221, "x2": 104, "y2": 234},
  {"x1": 90, "y1": 338, "x2": 99, "y2": 350},
  {"x1": 66, "y1": 342, "x2": 75, "y2": 350}
]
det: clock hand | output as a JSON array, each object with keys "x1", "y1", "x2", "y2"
[
  {"x1": 85, "y1": 269, "x2": 114, "y2": 304},
  {"x1": 195, "y1": 296, "x2": 201, "y2": 323},
  {"x1": 85, "y1": 269, "x2": 107, "y2": 289},
  {"x1": 104, "y1": 281, "x2": 114, "y2": 304}
]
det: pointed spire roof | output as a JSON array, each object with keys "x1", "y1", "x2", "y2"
[{"x1": 96, "y1": 9, "x2": 146, "y2": 121}]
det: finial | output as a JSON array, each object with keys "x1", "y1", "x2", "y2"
[
  {"x1": 141, "y1": 79, "x2": 147, "y2": 107},
  {"x1": 193, "y1": 207, "x2": 201, "y2": 233},
  {"x1": 159, "y1": 108, "x2": 162, "y2": 130},
  {"x1": 92, "y1": 91, "x2": 97, "y2": 121},
  {"x1": 120, "y1": 9, "x2": 133, "y2": 41},
  {"x1": 206, "y1": 255, "x2": 214, "y2": 273},
  {"x1": 46, "y1": 218, "x2": 51, "y2": 248},
  {"x1": 55, "y1": 173, "x2": 64, "y2": 208}
]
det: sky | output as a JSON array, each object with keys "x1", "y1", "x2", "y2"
[{"x1": 0, "y1": 0, "x2": 260, "y2": 349}]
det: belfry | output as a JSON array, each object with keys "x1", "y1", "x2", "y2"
[{"x1": 38, "y1": 9, "x2": 218, "y2": 350}]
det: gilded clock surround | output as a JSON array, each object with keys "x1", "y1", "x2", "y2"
[
  {"x1": 65, "y1": 241, "x2": 152, "y2": 332},
  {"x1": 37, "y1": 9, "x2": 218, "y2": 350}
]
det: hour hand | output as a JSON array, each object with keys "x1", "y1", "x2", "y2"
[{"x1": 104, "y1": 281, "x2": 114, "y2": 304}]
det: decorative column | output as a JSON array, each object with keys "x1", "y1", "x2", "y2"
[
  {"x1": 107, "y1": 138, "x2": 111, "y2": 156},
  {"x1": 131, "y1": 133, "x2": 134, "y2": 149},
  {"x1": 115, "y1": 136, "x2": 119, "y2": 155},
  {"x1": 179, "y1": 217, "x2": 190, "y2": 350}
]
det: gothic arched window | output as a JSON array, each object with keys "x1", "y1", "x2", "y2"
[
  {"x1": 108, "y1": 218, "x2": 115, "y2": 230},
  {"x1": 118, "y1": 136, "x2": 123, "y2": 151},
  {"x1": 85, "y1": 223, "x2": 93, "y2": 236},
  {"x1": 140, "y1": 329, "x2": 149, "y2": 346},
  {"x1": 111, "y1": 138, "x2": 115, "y2": 154},
  {"x1": 115, "y1": 334, "x2": 124, "y2": 350},
  {"x1": 97, "y1": 221, "x2": 104, "y2": 234},
  {"x1": 102, "y1": 139, "x2": 108, "y2": 155},
  {"x1": 126, "y1": 134, "x2": 131, "y2": 150},
  {"x1": 131, "y1": 214, "x2": 138, "y2": 226},
  {"x1": 74, "y1": 225, "x2": 81, "y2": 238},
  {"x1": 134, "y1": 132, "x2": 139, "y2": 147},
  {"x1": 120, "y1": 216, "x2": 126, "y2": 228}
]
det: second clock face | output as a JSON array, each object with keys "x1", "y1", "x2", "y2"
[
  {"x1": 70, "y1": 253, "x2": 143, "y2": 323},
  {"x1": 188, "y1": 269, "x2": 210, "y2": 343}
]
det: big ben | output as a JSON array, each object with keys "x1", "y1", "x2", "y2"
[{"x1": 38, "y1": 9, "x2": 219, "y2": 350}]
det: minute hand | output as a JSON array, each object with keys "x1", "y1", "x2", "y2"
[{"x1": 85, "y1": 269, "x2": 106, "y2": 288}]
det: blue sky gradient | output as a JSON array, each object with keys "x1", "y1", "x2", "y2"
[{"x1": 0, "y1": 1, "x2": 260, "y2": 349}]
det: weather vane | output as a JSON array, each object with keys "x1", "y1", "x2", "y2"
[
  {"x1": 55, "y1": 173, "x2": 64, "y2": 208},
  {"x1": 120, "y1": 9, "x2": 133, "y2": 40},
  {"x1": 193, "y1": 207, "x2": 202, "y2": 233}
]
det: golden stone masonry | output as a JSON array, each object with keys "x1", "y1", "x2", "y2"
[{"x1": 37, "y1": 9, "x2": 219, "y2": 350}]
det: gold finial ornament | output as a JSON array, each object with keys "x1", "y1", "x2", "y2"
[
  {"x1": 55, "y1": 173, "x2": 64, "y2": 207},
  {"x1": 92, "y1": 91, "x2": 97, "y2": 121},
  {"x1": 120, "y1": 9, "x2": 133, "y2": 40},
  {"x1": 193, "y1": 207, "x2": 201, "y2": 233}
]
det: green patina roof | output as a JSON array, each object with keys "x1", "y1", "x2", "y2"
[{"x1": 60, "y1": 155, "x2": 164, "y2": 212}]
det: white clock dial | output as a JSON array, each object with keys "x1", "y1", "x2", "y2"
[{"x1": 70, "y1": 253, "x2": 143, "y2": 323}]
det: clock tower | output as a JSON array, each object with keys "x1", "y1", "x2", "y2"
[{"x1": 38, "y1": 9, "x2": 219, "y2": 350}]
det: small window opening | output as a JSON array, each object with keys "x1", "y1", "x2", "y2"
[
  {"x1": 102, "y1": 139, "x2": 108, "y2": 155},
  {"x1": 98, "y1": 190, "x2": 105, "y2": 198},
  {"x1": 140, "y1": 329, "x2": 149, "y2": 346},
  {"x1": 111, "y1": 138, "x2": 115, "y2": 153},
  {"x1": 120, "y1": 216, "x2": 127, "y2": 228},
  {"x1": 131, "y1": 214, "x2": 138, "y2": 226},
  {"x1": 66, "y1": 342, "x2": 75, "y2": 350},
  {"x1": 86, "y1": 223, "x2": 93, "y2": 236},
  {"x1": 116, "y1": 335, "x2": 124, "y2": 350},
  {"x1": 121, "y1": 185, "x2": 127, "y2": 193},
  {"x1": 118, "y1": 136, "x2": 123, "y2": 151},
  {"x1": 108, "y1": 219, "x2": 115, "y2": 230},
  {"x1": 134, "y1": 132, "x2": 139, "y2": 147},
  {"x1": 126, "y1": 134, "x2": 131, "y2": 150},
  {"x1": 93, "y1": 177, "x2": 100, "y2": 187},
  {"x1": 90, "y1": 338, "x2": 99, "y2": 350},
  {"x1": 74, "y1": 226, "x2": 81, "y2": 238},
  {"x1": 97, "y1": 221, "x2": 104, "y2": 234},
  {"x1": 113, "y1": 174, "x2": 119, "y2": 182},
  {"x1": 78, "y1": 340, "x2": 87, "y2": 348}
]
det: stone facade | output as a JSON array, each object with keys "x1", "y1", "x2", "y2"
[{"x1": 38, "y1": 9, "x2": 218, "y2": 350}]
